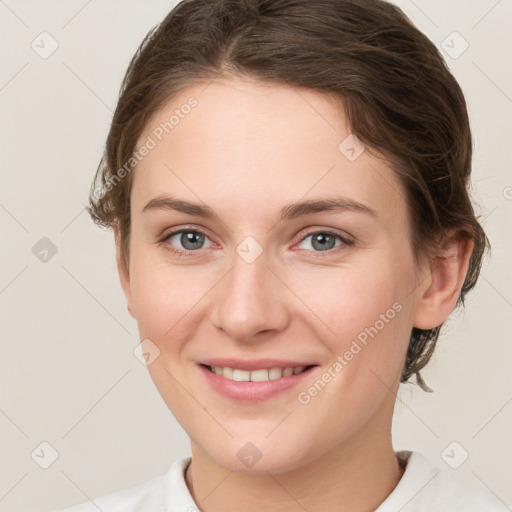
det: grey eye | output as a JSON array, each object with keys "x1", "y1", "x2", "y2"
[
  {"x1": 168, "y1": 230, "x2": 209, "y2": 251},
  {"x1": 299, "y1": 232, "x2": 343, "y2": 252}
]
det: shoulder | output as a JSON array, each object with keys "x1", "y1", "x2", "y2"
[
  {"x1": 53, "y1": 457, "x2": 192, "y2": 512},
  {"x1": 377, "y1": 450, "x2": 510, "y2": 512}
]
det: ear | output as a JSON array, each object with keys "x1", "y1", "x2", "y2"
[
  {"x1": 113, "y1": 222, "x2": 135, "y2": 319},
  {"x1": 413, "y1": 230, "x2": 474, "y2": 330}
]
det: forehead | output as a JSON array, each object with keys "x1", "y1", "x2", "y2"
[{"x1": 132, "y1": 77, "x2": 407, "y2": 225}]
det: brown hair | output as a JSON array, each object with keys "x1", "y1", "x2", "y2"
[{"x1": 88, "y1": 0, "x2": 489, "y2": 391}]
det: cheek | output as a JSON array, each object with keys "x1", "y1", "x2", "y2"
[
  {"x1": 292, "y1": 255, "x2": 416, "y2": 385},
  {"x1": 129, "y1": 248, "x2": 210, "y2": 341},
  {"x1": 294, "y1": 264, "x2": 403, "y2": 340},
  {"x1": 128, "y1": 256, "x2": 209, "y2": 425}
]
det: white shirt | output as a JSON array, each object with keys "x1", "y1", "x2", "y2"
[{"x1": 55, "y1": 450, "x2": 510, "y2": 511}]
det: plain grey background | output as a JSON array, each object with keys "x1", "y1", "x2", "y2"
[{"x1": 1, "y1": 1, "x2": 511, "y2": 510}]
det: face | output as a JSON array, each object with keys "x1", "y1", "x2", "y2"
[{"x1": 120, "y1": 77, "x2": 427, "y2": 474}]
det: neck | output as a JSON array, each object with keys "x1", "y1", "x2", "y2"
[{"x1": 185, "y1": 405, "x2": 405, "y2": 512}]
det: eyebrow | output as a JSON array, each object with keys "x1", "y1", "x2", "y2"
[{"x1": 141, "y1": 195, "x2": 377, "y2": 221}]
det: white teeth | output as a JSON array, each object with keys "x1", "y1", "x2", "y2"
[
  {"x1": 222, "y1": 367, "x2": 233, "y2": 379},
  {"x1": 268, "y1": 368, "x2": 283, "y2": 380},
  {"x1": 232, "y1": 369, "x2": 251, "y2": 382},
  {"x1": 250, "y1": 369, "x2": 269, "y2": 382},
  {"x1": 209, "y1": 365, "x2": 309, "y2": 382}
]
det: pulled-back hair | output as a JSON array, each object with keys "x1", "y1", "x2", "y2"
[{"x1": 88, "y1": 0, "x2": 489, "y2": 391}]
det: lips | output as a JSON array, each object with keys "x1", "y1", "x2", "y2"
[{"x1": 197, "y1": 358, "x2": 318, "y2": 401}]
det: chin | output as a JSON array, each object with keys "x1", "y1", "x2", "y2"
[{"x1": 200, "y1": 435, "x2": 314, "y2": 475}]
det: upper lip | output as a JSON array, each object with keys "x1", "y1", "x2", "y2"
[{"x1": 198, "y1": 358, "x2": 317, "y2": 371}]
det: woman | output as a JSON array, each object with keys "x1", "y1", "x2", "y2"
[{"x1": 56, "y1": 0, "x2": 507, "y2": 510}]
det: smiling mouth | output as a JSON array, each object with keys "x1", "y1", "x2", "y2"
[{"x1": 202, "y1": 364, "x2": 316, "y2": 382}]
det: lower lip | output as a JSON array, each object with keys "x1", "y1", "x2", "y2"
[{"x1": 198, "y1": 364, "x2": 316, "y2": 402}]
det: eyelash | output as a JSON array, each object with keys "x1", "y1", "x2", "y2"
[{"x1": 158, "y1": 226, "x2": 354, "y2": 258}]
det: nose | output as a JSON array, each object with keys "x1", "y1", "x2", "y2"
[{"x1": 210, "y1": 249, "x2": 290, "y2": 342}]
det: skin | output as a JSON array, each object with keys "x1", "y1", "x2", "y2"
[{"x1": 115, "y1": 76, "x2": 473, "y2": 512}]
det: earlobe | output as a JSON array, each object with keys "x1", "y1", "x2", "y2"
[
  {"x1": 113, "y1": 223, "x2": 135, "y2": 319},
  {"x1": 413, "y1": 231, "x2": 474, "y2": 330}
]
